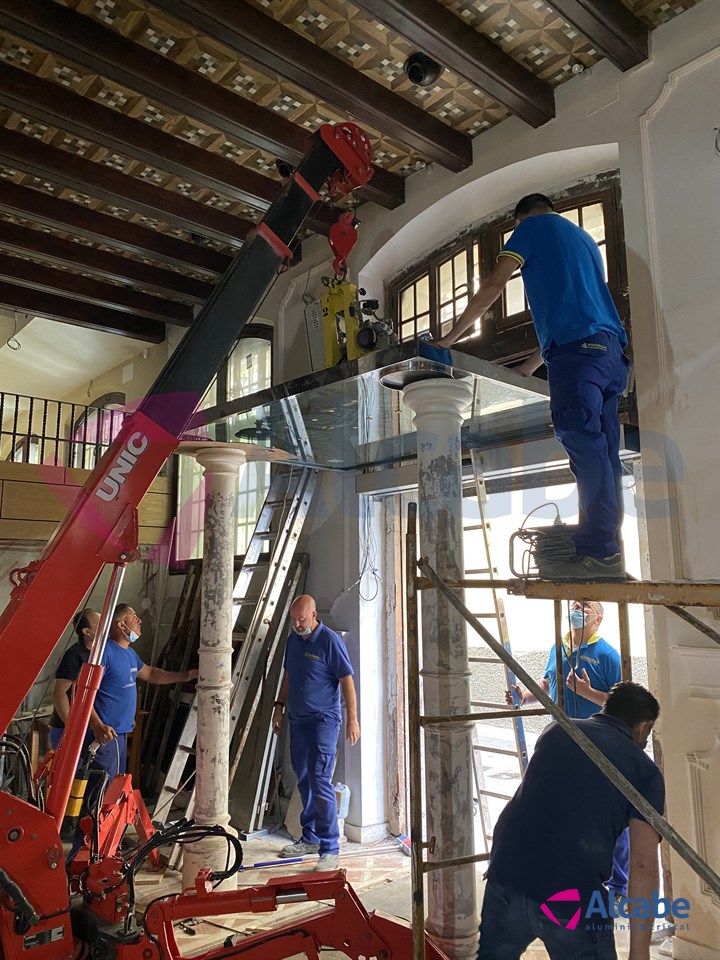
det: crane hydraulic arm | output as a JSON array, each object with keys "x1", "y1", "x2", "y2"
[{"x1": 0, "y1": 123, "x2": 373, "y2": 737}]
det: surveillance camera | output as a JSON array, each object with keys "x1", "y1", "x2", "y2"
[
  {"x1": 403, "y1": 52, "x2": 444, "y2": 87},
  {"x1": 275, "y1": 158, "x2": 295, "y2": 179}
]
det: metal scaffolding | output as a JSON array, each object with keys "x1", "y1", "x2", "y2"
[{"x1": 405, "y1": 501, "x2": 720, "y2": 960}]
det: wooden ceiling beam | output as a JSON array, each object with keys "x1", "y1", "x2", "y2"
[
  {"x1": 153, "y1": 0, "x2": 472, "y2": 171},
  {"x1": 0, "y1": 179, "x2": 231, "y2": 277},
  {"x1": 0, "y1": 0, "x2": 404, "y2": 210},
  {"x1": 352, "y1": 0, "x2": 554, "y2": 127},
  {"x1": 0, "y1": 129, "x2": 251, "y2": 247},
  {"x1": 0, "y1": 220, "x2": 213, "y2": 303},
  {"x1": 0, "y1": 60, "x2": 332, "y2": 236},
  {"x1": 546, "y1": 0, "x2": 648, "y2": 71},
  {"x1": 0, "y1": 251, "x2": 194, "y2": 325},
  {"x1": 0, "y1": 281, "x2": 165, "y2": 342}
]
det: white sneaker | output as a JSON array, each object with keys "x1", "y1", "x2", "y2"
[
  {"x1": 314, "y1": 853, "x2": 340, "y2": 871},
  {"x1": 280, "y1": 838, "x2": 320, "y2": 858}
]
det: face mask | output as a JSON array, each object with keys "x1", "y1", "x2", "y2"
[
  {"x1": 128, "y1": 629, "x2": 139, "y2": 644},
  {"x1": 297, "y1": 626, "x2": 312, "y2": 637},
  {"x1": 569, "y1": 609, "x2": 589, "y2": 629}
]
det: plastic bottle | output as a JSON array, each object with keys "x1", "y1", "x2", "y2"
[{"x1": 334, "y1": 782, "x2": 351, "y2": 819}]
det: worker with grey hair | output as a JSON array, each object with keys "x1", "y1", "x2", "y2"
[{"x1": 507, "y1": 599, "x2": 629, "y2": 899}]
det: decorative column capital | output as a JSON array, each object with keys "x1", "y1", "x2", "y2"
[
  {"x1": 401, "y1": 377, "x2": 473, "y2": 429},
  {"x1": 194, "y1": 445, "x2": 248, "y2": 478}
]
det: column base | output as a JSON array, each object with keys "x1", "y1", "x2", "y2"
[
  {"x1": 428, "y1": 928, "x2": 479, "y2": 960},
  {"x1": 181, "y1": 824, "x2": 239, "y2": 891}
]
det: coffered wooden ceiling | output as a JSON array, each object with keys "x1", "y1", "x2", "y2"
[{"x1": 0, "y1": 0, "x2": 700, "y2": 343}]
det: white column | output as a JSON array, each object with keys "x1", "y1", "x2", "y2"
[
  {"x1": 402, "y1": 378, "x2": 477, "y2": 960},
  {"x1": 182, "y1": 447, "x2": 247, "y2": 891}
]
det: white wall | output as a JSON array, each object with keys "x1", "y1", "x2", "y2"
[{"x1": 264, "y1": 5, "x2": 720, "y2": 953}]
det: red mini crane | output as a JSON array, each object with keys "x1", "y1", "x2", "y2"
[{"x1": 0, "y1": 124, "x2": 448, "y2": 960}]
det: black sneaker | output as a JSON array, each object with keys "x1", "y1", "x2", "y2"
[{"x1": 541, "y1": 553, "x2": 626, "y2": 582}]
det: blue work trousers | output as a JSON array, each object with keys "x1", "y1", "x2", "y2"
[
  {"x1": 68, "y1": 733, "x2": 127, "y2": 862},
  {"x1": 478, "y1": 879, "x2": 617, "y2": 960},
  {"x1": 290, "y1": 718, "x2": 341, "y2": 855},
  {"x1": 545, "y1": 332, "x2": 631, "y2": 558}
]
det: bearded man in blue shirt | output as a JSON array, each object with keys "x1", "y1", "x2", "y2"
[
  {"x1": 436, "y1": 193, "x2": 631, "y2": 581},
  {"x1": 272, "y1": 594, "x2": 360, "y2": 871}
]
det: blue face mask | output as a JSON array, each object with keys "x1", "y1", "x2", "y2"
[
  {"x1": 128, "y1": 629, "x2": 139, "y2": 644},
  {"x1": 297, "y1": 626, "x2": 312, "y2": 637},
  {"x1": 569, "y1": 609, "x2": 588, "y2": 630}
]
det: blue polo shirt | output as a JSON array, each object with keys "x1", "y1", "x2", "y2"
[
  {"x1": 284, "y1": 621, "x2": 353, "y2": 724},
  {"x1": 487, "y1": 714, "x2": 665, "y2": 903},
  {"x1": 544, "y1": 633, "x2": 621, "y2": 719},
  {"x1": 95, "y1": 640, "x2": 144, "y2": 734},
  {"x1": 499, "y1": 213, "x2": 626, "y2": 355}
]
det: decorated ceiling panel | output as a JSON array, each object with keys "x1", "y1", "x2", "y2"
[{"x1": 0, "y1": 0, "x2": 703, "y2": 340}]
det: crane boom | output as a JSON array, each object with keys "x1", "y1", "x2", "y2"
[{"x1": 0, "y1": 123, "x2": 374, "y2": 735}]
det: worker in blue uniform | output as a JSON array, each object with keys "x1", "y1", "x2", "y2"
[
  {"x1": 272, "y1": 594, "x2": 360, "y2": 871},
  {"x1": 479, "y1": 682, "x2": 664, "y2": 960},
  {"x1": 506, "y1": 600, "x2": 629, "y2": 899},
  {"x1": 435, "y1": 193, "x2": 631, "y2": 580}
]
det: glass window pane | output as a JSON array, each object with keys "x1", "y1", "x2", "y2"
[
  {"x1": 599, "y1": 243, "x2": 608, "y2": 280},
  {"x1": 438, "y1": 259, "x2": 453, "y2": 304},
  {"x1": 401, "y1": 321, "x2": 416, "y2": 341},
  {"x1": 416, "y1": 275, "x2": 429, "y2": 314},
  {"x1": 455, "y1": 294, "x2": 468, "y2": 315},
  {"x1": 416, "y1": 313, "x2": 430, "y2": 333},
  {"x1": 201, "y1": 379, "x2": 217, "y2": 410},
  {"x1": 227, "y1": 338, "x2": 271, "y2": 400},
  {"x1": 400, "y1": 285, "x2": 414, "y2": 322},
  {"x1": 561, "y1": 208, "x2": 580, "y2": 225},
  {"x1": 503, "y1": 229, "x2": 514, "y2": 245},
  {"x1": 440, "y1": 302, "x2": 455, "y2": 323},
  {"x1": 454, "y1": 251, "x2": 467, "y2": 290},
  {"x1": 581, "y1": 202, "x2": 605, "y2": 242},
  {"x1": 472, "y1": 242, "x2": 480, "y2": 293},
  {"x1": 505, "y1": 275, "x2": 526, "y2": 316}
]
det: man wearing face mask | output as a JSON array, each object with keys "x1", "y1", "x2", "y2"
[
  {"x1": 92, "y1": 603, "x2": 198, "y2": 781},
  {"x1": 508, "y1": 600, "x2": 621, "y2": 719},
  {"x1": 272, "y1": 594, "x2": 360, "y2": 871},
  {"x1": 478, "y1": 682, "x2": 664, "y2": 960},
  {"x1": 506, "y1": 600, "x2": 627, "y2": 899}
]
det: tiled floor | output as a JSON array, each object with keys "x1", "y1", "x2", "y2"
[{"x1": 131, "y1": 831, "x2": 673, "y2": 959}]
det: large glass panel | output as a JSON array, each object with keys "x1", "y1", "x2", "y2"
[
  {"x1": 561, "y1": 209, "x2": 580, "y2": 225},
  {"x1": 197, "y1": 344, "x2": 551, "y2": 471}
]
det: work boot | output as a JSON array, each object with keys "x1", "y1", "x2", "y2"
[
  {"x1": 280, "y1": 838, "x2": 320, "y2": 858},
  {"x1": 314, "y1": 853, "x2": 340, "y2": 871},
  {"x1": 541, "y1": 553, "x2": 626, "y2": 582}
]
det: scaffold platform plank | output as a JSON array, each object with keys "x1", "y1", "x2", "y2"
[{"x1": 417, "y1": 577, "x2": 720, "y2": 607}]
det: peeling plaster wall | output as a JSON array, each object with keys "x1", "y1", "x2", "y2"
[{"x1": 269, "y1": 9, "x2": 720, "y2": 947}]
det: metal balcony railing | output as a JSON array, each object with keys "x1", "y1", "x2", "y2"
[{"x1": 0, "y1": 391, "x2": 127, "y2": 470}]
